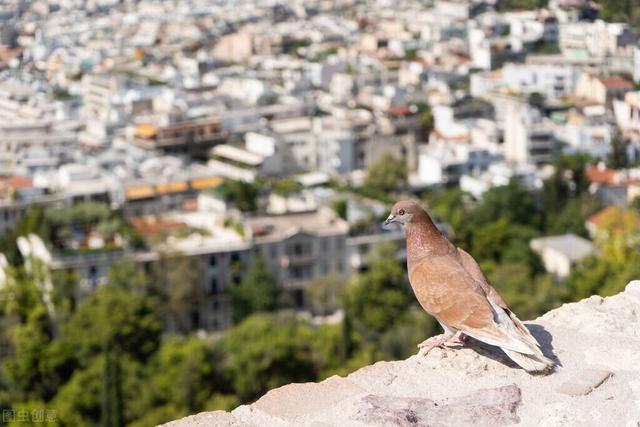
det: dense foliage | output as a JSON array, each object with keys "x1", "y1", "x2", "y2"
[
  {"x1": 596, "y1": 0, "x2": 640, "y2": 30},
  {"x1": 364, "y1": 153, "x2": 408, "y2": 194}
]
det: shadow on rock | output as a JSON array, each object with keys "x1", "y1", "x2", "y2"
[
  {"x1": 461, "y1": 324, "x2": 560, "y2": 374},
  {"x1": 526, "y1": 323, "x2": 562, "y2": 368}
]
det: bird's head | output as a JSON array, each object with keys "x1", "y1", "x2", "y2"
[{"x1": 384, "y1": 199, "x2": 425, "y2": 227}]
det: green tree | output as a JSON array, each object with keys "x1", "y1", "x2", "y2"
[
  {"x1": 378, "y1": 306, "x2": 438, "y2": 360},
  {"x1": 473, "y1": 179, "x2": 541, "y2": 229},
  {"x1": 566, "y1": 207, "x2": 640, "y2": 299},
  {"x1": 304, "y1": 273, "x2": 345, "y2": 316},
  {"x1": 108, "y1": 259, "x2": 148, "y2": 292},
  {"x1": 221, "y1": 312, "x2": 317, "y2": 401},
  {"x1": 330, "y1": 199, "x2": 348, "y2": 220},
  {"x1": 0, "y1": 265, "x2": 61, "y2": 403},
  {"x1": 310, "y1": 323, "x2": 345, "y2": 378},
  {"x1": 60, "y1": 284, "x2": 161, "y2": 366},
  {"x1": 272, "y1": 178, "x2": 301, "y2": 196},
  {"x1": 0, "y1": 206, "x2": 49, "y2": 265},
  {"x1": 137, "y1": 335, "x2": 234, "y2": 425},
  {"x1": 545, "y1": 197, "x2": 599, "y2": 237},
  {"x1": 418, "y1": 106, "x2": 434, "y2": 140},
  {"x1": 50, "y1": 268, "x2": 79, "y2": 320},
  {"x1": 228, "y1": 255, "x2": 279, "y2": 323},
  {"x1": 607, "y1": 134, "x2": 629, "y2": 169},
  {"x1": 49, "y1": 281, "x2": 161, "y2": 426},
  {"x1": 528, "y1": 92, "x2": 546, "y2": 110},
  {"x1": 488, "y1": 262, "x2": 564, "y2": 320},
  {"x1": 102, "y1": 342, "x2": 124, "y2": 427},
  {"x1": 364, "y1": 153, "x2": 408, "y2": 193},
  {"x1": 152, "y1": 251, "x2": 203, "y2": 333},
  {"x1": 217, "y1": 180, "x2": 260, "y2": 213},
  {"x1": 497, "y1": 0, "x2": 546, "y2": 11},
  {"x1": 344, "y1": 244, "x2": 409, "y2": 344},
  {"x1": 1, "y1": 304, "x2": 55, "y2": 402},
  {"x1": 596, "y1": 0, "x2": 640, "y2": 30}
]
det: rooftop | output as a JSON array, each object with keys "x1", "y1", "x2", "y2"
[
  {"x1": 150, "y1": 211, "x2": 249, "y2": 256},
  {"x1": 530, "y1": 234, "x2": 595, "y2": 261},
  {"x1": 211, "y1": 145, "x2": 264, "y2": 167},
  {"x1": 585, "y1": 166, "x2": 640, "y2": 187},
  {"x1": 247, "y1": 208, "x2": 349, "y2": 242},
  {"x1": 587, "y1": 206, "x2": 640, "y2": 229},
  {"x1": 597, "y1": 76, "x2": 634, "y2": 90}
]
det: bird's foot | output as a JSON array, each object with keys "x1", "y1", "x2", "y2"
[
  {"x1": 417, "y1": 334, "x2": 453, "y2": 356},
  {"x1": 417, "y1": 332, "x2": 468, "y2": 356},
  {"x1": 450, "y1": 331, "x2": 469, "y2": 344}
]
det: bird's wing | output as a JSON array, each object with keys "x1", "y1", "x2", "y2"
[
  {"x1": 410, "y1": 253, "x2": 541, "y2": 355},
  {"x1": 409, "y1": 254, "x2": 496, "y2": 332},
  {"x1": 456, "y1": 247, "x2": 507, "y2": 308},
  {"x1": 456, "y1": 247, "x2": 539, "y2": 346}
]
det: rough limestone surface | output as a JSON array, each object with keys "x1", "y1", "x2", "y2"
[{"x1": 162, "y1": 281, "x2": 640, "y2": 427}]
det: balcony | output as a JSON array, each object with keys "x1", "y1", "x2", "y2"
[{"x1": 280, "y1": 253, "x2": 315, "y2": 268}]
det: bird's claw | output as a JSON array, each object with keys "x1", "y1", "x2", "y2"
[{"x1": 417, "y1": 332, "x2": 468, "y2": 356}]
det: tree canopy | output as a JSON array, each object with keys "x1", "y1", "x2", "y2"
[{"x1": 364, "y1": 153, "x2": 408, "y2": 194}]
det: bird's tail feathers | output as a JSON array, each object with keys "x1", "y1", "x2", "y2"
[
  {"x1": 502, "y1": 347, "x2": 553, "y2": 373},
  {"x1": 506, "y1": 309, "x2": 539, "y2": 348},
  {"x1": 485, "y1": 300, "x2": 554, "y2": 373}
]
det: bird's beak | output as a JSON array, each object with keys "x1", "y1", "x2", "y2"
[{"x1": 383, "y1": 214, "x2": 396, "y2": 227}]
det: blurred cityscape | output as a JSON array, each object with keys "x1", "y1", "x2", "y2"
[{"x1": 0, "y1": 0, "x2": 639, "y2": 425}]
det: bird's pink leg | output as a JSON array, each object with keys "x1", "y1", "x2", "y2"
[
  {"x1": 417, "y1": 334, "x2": 451, "y2": 355},
  {"x1": 417, "y1": 332, "x2": 468, "y2": 356},
  {"x1": 452, "y1": 331, "x2": 469, "y2": 344}
]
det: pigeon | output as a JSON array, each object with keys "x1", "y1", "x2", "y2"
[{"x1": 384, "y1": 199, "x2": 553, "y2": 373}]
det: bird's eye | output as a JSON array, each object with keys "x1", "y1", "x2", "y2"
[{"x1": 398, "y1": 209, "x2": 405, "y2": 215}]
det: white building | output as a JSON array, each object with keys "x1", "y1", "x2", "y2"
[
  {"x1": 504, "y1": 100, "x2": 558, "y2": 165},
  {"x1": 530, "y1": 234, "x2": 596, "y2": 278},
  {"x1": 502, "y1": 63, "x2": 578, "y2": 99},
  {"x1": 613, "y1": 91, "x2": 640, "y2": 138},
  {"x1": 415, "y1": 141, "x2": 495, "y2": 186},
  {"x1": 460, "y1": 162, "x2": 541, "y2": 198},
  {"x1": 556, "y1": 109, "x2": 612, "y2": 159},
  {"x1": 471, "y1": 63, "x2": 578, "y2": 100},
  {"x1": 559, "y1": 20, "x2": 638, "y2": 58}
]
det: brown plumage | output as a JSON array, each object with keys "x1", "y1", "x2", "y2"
[{"x1": 385, "y1": 200, "x2": 553, "y2": 373}]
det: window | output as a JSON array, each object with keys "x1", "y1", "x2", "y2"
[
  {"x1": 191, "y1": 311, "x2": 200, "y2": 329},
  {"x1": 289, "y1": 242, "x2": 311, "y2": 256},
  {"x1": 290, "y1": 265, "x2": 312, "y2": 280},
  {"x1": 231, "y1": 252, "x2": 241, "y2": 263},
  {"x1": 270, "y1": 245, "x2": 278, "y2": 258},
  {"x1": 209, "y1": 277, "x2": 219, "y2": 294},
  {"x1": 291, "y1": 266, "x2": 303, "y2": 279},
  {"x1": 209, "y1": 255, "x2": 217, "y2": 267},
  {"x1": 293, "y1": 289, "x2": 304, "y2": 309}
]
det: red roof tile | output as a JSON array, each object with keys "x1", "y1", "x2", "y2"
[{"x1": 597, "y1": 76, "x2": 634, "y2": 90}]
